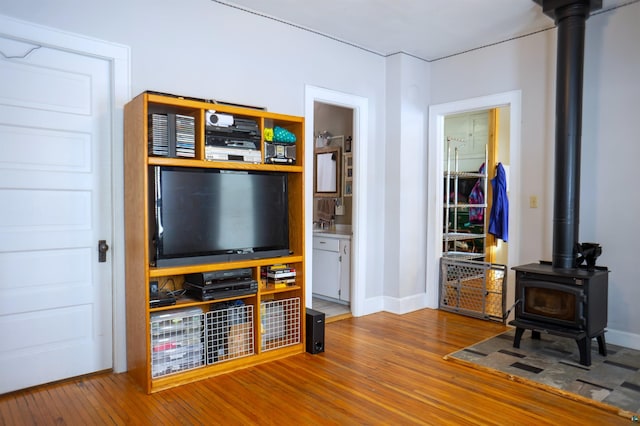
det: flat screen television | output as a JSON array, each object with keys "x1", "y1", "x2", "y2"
[{"x1": 149, "y1": 166, "x2": 290, "y2": 267}]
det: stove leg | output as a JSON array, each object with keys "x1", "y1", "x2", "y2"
[
  {"x1": 531, "y1": 330, "x2": 541, "y2": 340},
  {"x1": 576, "y1": 337, "x2": 591, "y2": 366},
  {"x1": 513, "y1": 327, "x2": 525, "y2": 348},
  {"x1": 597, "y1": 333, "x2": 607, "y2": 356}
]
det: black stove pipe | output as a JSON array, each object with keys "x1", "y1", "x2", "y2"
[
  {"x1": 535, "y1": 0, "x2": 601, "y2": 269},
  {"x1": 552, "y1": 4, "x2": 588, "y2": 269}
]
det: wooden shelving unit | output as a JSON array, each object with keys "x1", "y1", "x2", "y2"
[{"x1": 124, "y1": 92, "x2": 305, "y2": 393}]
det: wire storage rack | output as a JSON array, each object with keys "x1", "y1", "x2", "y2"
[
  {"x1": 260, "y1": 297, "x2": 301, "y2": 351},
  {"x1": 206, "y1": 302, "x2": 254, "y2": 365},
  {"x1": 439, "y1": 257, "x2": 507, "y2": 323}
]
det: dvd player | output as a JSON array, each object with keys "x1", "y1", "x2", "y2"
[
  {"x1": 183, "y1": 279, "x2": 258, "y2": 301},
  {"x1": 206, "y1": 133, "x2": 260, "y2": 150},
  {"x1": 205, "y1": 147, "x2": 261, "y2": 163},
  {"x1": 185, "y1": 268, "x2": 252, "y2": 285},
  {"x1": 150, "y1": 291, "x2": 177, "y2": 308}
]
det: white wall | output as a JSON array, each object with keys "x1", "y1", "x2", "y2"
[
  {"x1": 384, "y1": 54, "x2": 431, "y2": 312},
  {"x1": 2, "y1": 0, "x2": 638, "y2": 348},
  {"x1": 431, "y1": 29, "x2": 555, "y2": 265},
  {"x1": 581, "y1": 4, "x2": 640, "y2": 343},
  {"x1": 0, "y1": 0, "x2": 386, "y2": 115},
  {"x1": 0, "y1": 0, "x2": 388, "y2": 331},
  {"x1": 429, "y1": 3, "x2": 640, "y2": 348}
]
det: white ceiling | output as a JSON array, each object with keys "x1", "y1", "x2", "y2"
[{"x1": 214, "y1": 0, "x2": 630, "y2": 61}]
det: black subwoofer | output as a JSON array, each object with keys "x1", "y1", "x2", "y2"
[{"x1": 305, "y1": 308, "x2": 325, "y2": 354}]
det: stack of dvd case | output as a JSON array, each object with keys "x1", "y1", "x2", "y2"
[
  {"x1": 148, "y1": 113, "x2": 195, "y2": 158},
  {"x1": 149, "y1": 113, "x2": 169, "y2": 156},
  {"x1": 175, "y1": 114, "x2": 195, "y2": 158},
  {"x1": 261, "y1": 264, "x2": 297, "y2": 289}
]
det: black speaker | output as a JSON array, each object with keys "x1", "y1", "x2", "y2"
[{"x1": 306, "y1": 308, "x2": 325, "y2": 354}]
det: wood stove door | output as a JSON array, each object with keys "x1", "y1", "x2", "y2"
[{"x1": 516, "y1": 277, "x2": 585, "y2": 329}]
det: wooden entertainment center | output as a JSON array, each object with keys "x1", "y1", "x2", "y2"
[{"x1": 124, "y1": 92, "x2": 305, "y2": 393}]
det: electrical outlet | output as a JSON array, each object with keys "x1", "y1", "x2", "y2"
[
  {"x1": 529, "y1": 196, "x2": 538, "y2": 209},
  {"x1": 335, "y1": 204, "x2": 345, "y2": 216}
]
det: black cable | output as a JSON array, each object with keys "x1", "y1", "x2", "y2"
[{"x1": 503, "y1": 299, "x2": 521, "y2": 320}]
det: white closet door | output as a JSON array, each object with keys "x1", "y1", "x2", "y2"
[{"x1": 0, "y1": 35, "x2": 113, "y2": 393}]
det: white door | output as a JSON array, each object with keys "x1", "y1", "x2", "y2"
[{"x1": 0, "y1": 35, "x2": 113, "y2": 393}]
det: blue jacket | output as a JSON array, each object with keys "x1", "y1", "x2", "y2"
[{"x1": 489, "y1": 163, "x2": 508, "y2": 242}]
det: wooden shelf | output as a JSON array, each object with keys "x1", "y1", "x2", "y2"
[
  {"x1": 148, "y1": 255, "x2": 304, "y2": 278},
  {"x1": 124, "y1": 91, "x2": 306, "y2": 393}
]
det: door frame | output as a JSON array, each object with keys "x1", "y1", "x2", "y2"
[
  {"x1": 0, "y1": 14, "x2": 131, "y2": 372},
  {"x1": 426, "y1": 90, "x2": 522, "y2": 308},
  {"x1": 304, "y1": 85, "x2": 369, "y2": 317}
]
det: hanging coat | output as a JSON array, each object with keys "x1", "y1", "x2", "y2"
[{"x1": 489, "y1": 163, "x2": 509, "y2": 242}]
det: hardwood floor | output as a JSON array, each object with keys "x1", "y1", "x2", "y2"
[{"x1": 0, "y1": 309, "x2": 628, "y2": 425}]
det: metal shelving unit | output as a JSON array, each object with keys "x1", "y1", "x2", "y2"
[
  {"x1": 440, "y1": 138, "x2": 506, "y2": 323},
  {"x1": 443, "y1": 137, "x2": 487, "y2": 261}
]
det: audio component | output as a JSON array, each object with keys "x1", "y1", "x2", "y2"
[
  {"x1": 265, "y1": 142, "x2": 296, "y2": 164},
  {"x1": 305, "y1": 308, "x2": 325, "y2": 354}
]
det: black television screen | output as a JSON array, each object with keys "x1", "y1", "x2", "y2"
[{"x1": 150, "y1": 166, "x2": 290, "y2": 267}]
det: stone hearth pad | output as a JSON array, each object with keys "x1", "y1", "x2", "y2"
[{"x1": 445, "y1": 328, "x2": 640, "y2": 417}]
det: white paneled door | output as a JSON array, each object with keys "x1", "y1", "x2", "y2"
[{"x1": 0, "y1": 35, "x2": 113, "y2": 393}]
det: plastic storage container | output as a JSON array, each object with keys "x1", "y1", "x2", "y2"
[{"x1": 150, "y1": 307, "x2": 204, "y2": 378}]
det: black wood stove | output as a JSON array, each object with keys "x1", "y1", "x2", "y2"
[
  {"x1": 510, "y1": 0, "x2": 609, "y2": 366},
  {"x1": 511, "y1": 262, "x2": 608, "y2": 365}
]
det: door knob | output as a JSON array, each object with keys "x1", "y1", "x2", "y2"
[{"x1": 98, "y1": 240, "x2": 109, "y2": 263}]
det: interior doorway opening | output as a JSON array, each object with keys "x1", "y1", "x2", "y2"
[
  {"x1": 443, "y1": 107, "x2": 511, "y2": 266},
  {"x1": 311, "y1": 101, "x2": 354, "y2": 320},
  {"x1": 304, "y1": 85, "x2": 369, "y2": 320},
  {"x1": 427, "y1": 91, "x2": 522, "y2": 313}
]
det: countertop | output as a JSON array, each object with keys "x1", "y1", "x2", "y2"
[{"x1": 313, "y1": 225, "x2": 352, "y2": 239}]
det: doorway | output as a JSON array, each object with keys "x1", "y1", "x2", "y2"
[
  {"x1": 304, "y1": 85, "x2": 369, "y2": 319},
  {"x1": 311, "y1": 101, "x2": 353, "y2": 319},
  {"x1": 427, "y1": 91, "x2": 522, "y2": 311},
  {"x1": 443, "y1": 108, "x2": 509, "y2": 265}
]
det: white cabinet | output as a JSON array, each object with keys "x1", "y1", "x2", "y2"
[{"x1": 312, "y1": 234, "x2": 351, "y2": 302}]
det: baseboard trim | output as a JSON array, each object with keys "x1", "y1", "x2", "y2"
[{"x1": 605, "y1": 328, "x2": 640, "y2": 350}]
